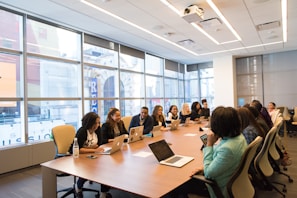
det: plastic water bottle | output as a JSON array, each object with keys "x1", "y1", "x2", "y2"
[{"x1": 73, "y1": 138, "x2": 79, "y2": 158}]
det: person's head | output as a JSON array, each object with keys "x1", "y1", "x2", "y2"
[
  {"x1": 107, "y1": 107, "x2": 121, "y2": 123},
  {"x1": 181, "y1": 103, "x2": 190, "y2": 115},
  {"x1": 168, "y1": 105, "x2": 178, "y2": 115},
  {"x1": 247, "y1": 106, "x2": 260, "y2": 118},
  {"x1": 237, "y1": 107, "x2": 255, "y2": 130},
  {"x1": 191, "y1": 101, "x2": 201, "y2": 112},
  {"x1": 152, "y1": 105, "x2": 163, "y2": 117},
  {"x1": 250, "y1": 100, "x2": 262, "y2": 112},
  {"x1": 81, "y1": 112, "x2": 100, "y2": 131},
  {"x1": 267, "y1": 102, "x2": 276, "y2": 112},
  {"x1": 140, "y1": 106, "x2": 149, "y2": 119},
  {"x1": 202, "y1": 99, "x2": 208, "y2": 108},
  {"x1": 210, "y1": 106, "x2": 241, "y2": 138}
]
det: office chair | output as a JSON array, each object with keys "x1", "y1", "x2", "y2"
[
  {"x1": 121, "y1": 116, "x2": 132, "y2": 131},
  {"x1": 192, "y1": 136, "x2": 263, "y2": 198},
  {"x1": 254, "y1": 126, "x2": 286, "y2": 198},
  {"x1": 289, "y1": 106, "x2": 297, "y2": 137},
  {"x1": 52, "y1": 125, "x2": 99, "y2": 198},
  {"x1": 268, "y1": 119, "x2": 293, "y2": 182}
]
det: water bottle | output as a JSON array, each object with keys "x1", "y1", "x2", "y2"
[{"x1": 73, "y1": 138, "x2": 79, "y2": 158}]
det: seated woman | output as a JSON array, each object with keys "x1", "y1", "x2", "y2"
[
  {"x1": 166, "y1": 105, "x2": 179, "y2": 124},
  {"x1": 237, "y1": 107, "x2": 265, "y2": 144},
  {"x1": 179, "y1": 103, "x2": 191, "y2": 123},
  {"x1": 170, "y1": 106, "x2": 247, "y2": 198},
  {"x1": 101, "y1": 107, "x2": 128, "y2": 144},
  {"x1": 200, "y1": 99, "x2": 210, "y2": 119},
  {"x1": 267, "y1": 102, "x2": 280, "y2": 124},
  {"x1": 151, "y1": 105, "x2": 167, "y2": 131},
  {"x1": 75, "y1": 112, "x2": 111, "y2": 198},
  {"x1": 190, "y1": 101, "x2": 202, "y2": 121}
]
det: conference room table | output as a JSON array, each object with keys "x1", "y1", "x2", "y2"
[{"x1": 41, "y1": 121, "x2": 209, "y2": 198}]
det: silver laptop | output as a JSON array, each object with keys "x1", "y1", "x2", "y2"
[
  {"x1": 148, "y1": 139, "x2": 194, "y2": 168},
  {"x1": 170, "y1": 119, "x2": 181, "y2": 130},
  {"x1": 152, "y1": 125, "x2": 162, "y2": 137},
  {"x1": 99, "y1": 135, "x2": 125, "y2": 155},
  {"x1": 184, "y1": 117, "x2": 191, "y2": 127},
  {"x1": 128, "y1": 125, "x2": 144, "y2": 143}
]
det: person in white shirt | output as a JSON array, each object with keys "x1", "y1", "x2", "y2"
[{"x1": 166, "y1": 105, "x2": 179, "y2": 124}]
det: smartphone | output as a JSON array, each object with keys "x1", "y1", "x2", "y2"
[
  {"x1": 200, "y1": 134, "x2": 208, "y2": 146},
  {"x1": 87, "y1": 155, "x2": 97, "y2": 159}
]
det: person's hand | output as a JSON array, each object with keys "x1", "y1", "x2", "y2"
[
  {"x1": 207, "y1": 132, "x2": 219, "y2": 147},
  {"x1": 190, "y1": 167, "x2": 204, "y2": 176},
  {"x1": 96, "y1": 147, "x2": 104, "y2": 153}
]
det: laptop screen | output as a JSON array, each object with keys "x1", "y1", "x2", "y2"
[{"x1": 148, "y1": 139, "x2": 174, "y2": 161}]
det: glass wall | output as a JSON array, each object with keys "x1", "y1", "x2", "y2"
[{"x1": 0, "y1": 7, "x2": 212, "y2": 147}]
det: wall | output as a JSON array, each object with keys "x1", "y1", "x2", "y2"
[
  {"x1": 0, "y1": 141, "x2": 55, "y2": 174},
  {"x1": 213, "y1": 55, "x2": 236, "y2": 107}
]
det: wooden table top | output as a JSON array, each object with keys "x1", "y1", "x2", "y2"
[{"x1": 41, "y1": 122, "x2": 208, "y2": 197}]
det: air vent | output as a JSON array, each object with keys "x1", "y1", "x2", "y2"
[
  {"x1": 199, "y1": 17, "x2": 222, "y2": 28},
  {"x1": 256, "y1": 21, "x2": 280, "y2": 31},
  {"x1": 177, "y1": 39, "x2": 195, "y2": 46}
]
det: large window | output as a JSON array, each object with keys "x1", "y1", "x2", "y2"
[
  {"x1": 0, "y1": 7, "x2": 215, "y2": 148},
  {"x1": 26, "y1": 19, "x2": 81, "y2": 60}
]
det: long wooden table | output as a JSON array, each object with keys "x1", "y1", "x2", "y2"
[{"x1": 41, "y1": 122, "x2": 208, "y2": 198}]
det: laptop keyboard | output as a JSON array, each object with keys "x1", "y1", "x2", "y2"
[{"x1": 165, "y1": 156, "x2": 182, "y2": 163}]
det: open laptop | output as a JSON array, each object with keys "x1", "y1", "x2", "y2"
[
  {"x1": 148, "y1": 139, "x2": 194, "y2": 167},
  {"x1": 99, "y1": 134, "x2": 125, "y2": 155},
  {"x1": 170, "y1": 119, "x2": 181, "y2": 130},
  {"x1": 128, "y1": 125, "x2": 144, "y2": 143},
  {"x1": 184, "y1": 117, "x2": 191, "y2": 127},
  {"x1": 152, "y1": 125, "x2": 162, "y2": 137}
]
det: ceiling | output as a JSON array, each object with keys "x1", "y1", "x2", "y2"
[{"x1": 1, "y1": 0, "x2": 296, "y2": 64}]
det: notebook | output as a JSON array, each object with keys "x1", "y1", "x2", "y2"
[
  {"x1": 148, "y1": 139, "x2": 194, "y2": 167},
  {"x1": 170, "y1": 119, "x2": 181, "y2": 130},
  {"x1": 128, "y1": 125, "x2": 144, "y2": 143},
  {"x1": 99, "y1": 134, "x2": 125, "y2": 155},
  {"x1": 152, "y1": 125, "x2": 162, "y2": 137}
]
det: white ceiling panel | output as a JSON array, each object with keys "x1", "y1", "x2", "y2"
[{"x1": 0, "y1": 0, "x2": 296, "y2": 64}]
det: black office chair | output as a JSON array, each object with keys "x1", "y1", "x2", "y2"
[
  {"x1": 192, "y1": 136, "x2": 263, "y2": 198},
  {"x1": 52, "y1": 125, "x2": 99, "y2": 197}
]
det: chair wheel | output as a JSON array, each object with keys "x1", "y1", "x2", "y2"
[
  {"x1": 283, "y1": 167, "x2": 288, "y2": 171},
  {"x1": 289, "y1": 178, "x2": 293, "y2": 183},
  {"x1": 283, "y1": 188, "x2": 287, "y2": 193}
]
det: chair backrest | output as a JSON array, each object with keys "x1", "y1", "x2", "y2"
[
  {"x1": 277, "y1": 106, "x2": 291, "y2": 121},
  {"x1": 254, "y1": 126, "x2": 277, "y2": 178},
  {"x1": 122, "y1": 116, "x2": 132, "y2": 130},
  {"x1": 293, "y1": 106, "x2": 297, "y2": 122},
  {"x1": 227, "y1": 136, "x2": 263, "y2": 198},
  {"x1": 269, "y1": 118, "x2": 283, "y2": 160},
  {"x1": 52, "y1": 125, "x2": 76, "y2": 155}
]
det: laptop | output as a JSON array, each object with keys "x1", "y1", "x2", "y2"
[
  {"x1": 152, "y1": 125, "x2": 162, "y2": 137},
  {"x1": 148, "y1": 139, "x2": 194, "y2": 167},
  {"x1": 99, "y1": 135, "x2": 125, "y2": 155},
  {"x1": 184, "y1": 117, "x2": 191, "y2": 127},
  {"x1": 170, "y1": 119, "x2": 181, "y2": 130},
  {"x1": 128, "y1": 125, "x2": 144, "y2": 143}
]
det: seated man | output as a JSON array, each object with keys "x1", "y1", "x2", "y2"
[{"x1": 129, "y1": 106, "x2": 153, "y2": 134}]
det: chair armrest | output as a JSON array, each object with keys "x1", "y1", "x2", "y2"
[{"x1": 192, "y1": 175, "x2": 224, "y2": 198}]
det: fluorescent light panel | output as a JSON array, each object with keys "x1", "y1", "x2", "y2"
[
  {"x1": 281, "y1": 0, "x2": 287, "y2": 42},
  {"x1": 81, "y1": 0, "x2": 288, "y2": 58},
  {"x1": 80, "y1": 0, "x2": 198, "y2": 56}
]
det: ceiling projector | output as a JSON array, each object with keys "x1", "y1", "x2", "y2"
[{"x1": 182, "y1": 5, "x2": 204, "y2": 23}]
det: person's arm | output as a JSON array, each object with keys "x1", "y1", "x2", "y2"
[
  {"x1": 129, "y1": 116, "x2": 137, "y2": 131},
  {"x1": 143, "y1": 116, "x2": 153, "y2": 134},
  {"x1": 119, "y1": 120, "x2": 128, "y2": 135},
  {"x1": 101, "y1": 123, "x2": 111, "y2": 144}
]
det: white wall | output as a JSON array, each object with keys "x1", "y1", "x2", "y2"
[{"x1": 213, "y1": 55, "x2": 236, "y2": 107}]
